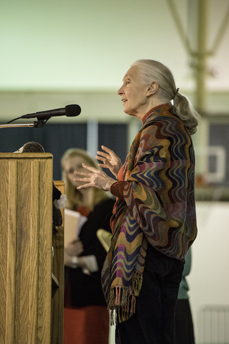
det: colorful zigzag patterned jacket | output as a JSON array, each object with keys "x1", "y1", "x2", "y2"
[{"x1": 101, "y1": 103, "x2": 197, "y2": 322}]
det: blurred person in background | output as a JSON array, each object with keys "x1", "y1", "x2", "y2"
[
  {"x1": 74, "y1": 59, "x2": 199, "y2": 344},
  {"x1": 61, "y1": 148, "x2": 115, "y2": 344}
]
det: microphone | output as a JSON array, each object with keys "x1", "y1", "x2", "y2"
[{"x1": 21, "y1": 104, "x2": 81, "y2": 119}]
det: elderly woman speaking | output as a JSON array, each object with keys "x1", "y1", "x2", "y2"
[{"x1": 75, "y1": 59, "x2": 199, "y2": 344}]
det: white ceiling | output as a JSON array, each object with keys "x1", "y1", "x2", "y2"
[{"x1": 1, "y1": 0, "x2": 228, "y2": 91}]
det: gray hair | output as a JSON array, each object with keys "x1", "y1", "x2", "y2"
[{"x1": 131, "y1": 59, "x2": 199, "y2": 135}]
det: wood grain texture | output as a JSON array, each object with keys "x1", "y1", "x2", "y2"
[
  {"x1": 0, "y1": 159, "x2": 17, "y2": 343},
  {"x1": 0, "y1": 153, "x2": 53, "y2": 344}
]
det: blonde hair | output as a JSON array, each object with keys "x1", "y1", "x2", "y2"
[
  {"x1": 61, "y1": 148, "x2": 108, "y2": 211},
  {"x1": 131, "y1": 59, "x2": 200, "y2": 135}
]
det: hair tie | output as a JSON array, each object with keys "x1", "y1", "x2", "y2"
[{"x1": 173, "y1": 88, "x2": 179, "y2": 99}]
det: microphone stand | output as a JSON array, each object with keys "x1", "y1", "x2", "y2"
[{"x1": 0, "y1": 118, "x2": 49, "y2": 129}]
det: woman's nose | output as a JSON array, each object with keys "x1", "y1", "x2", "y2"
[{"x1": 117, "y1": 86, "x2": 123, "y2": 95}]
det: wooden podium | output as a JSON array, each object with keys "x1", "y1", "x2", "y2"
[{"x1": 0, "y1": 153, "x2": 64, "y2": 344}]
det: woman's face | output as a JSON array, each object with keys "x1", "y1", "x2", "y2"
[
  {"x1": 63, "y1": 155, "x2": 89, "y2": 188},
  {"x1": 117, "y1": 65, "x2": 149, "y2": 118}
]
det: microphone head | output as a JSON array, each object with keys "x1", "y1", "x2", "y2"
[{"x1": 65, "y1": 104, "x2": 81, "y2": 117}]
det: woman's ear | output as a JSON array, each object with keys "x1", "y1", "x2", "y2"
[{"x1": 146, "y1": 81, "x2": 159, "y2": 96}]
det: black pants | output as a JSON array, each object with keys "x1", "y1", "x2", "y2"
[
  {"x1": 116, "y1": 245, "x2": 184, "y2": 344},
  {"x1": 174, "y1": 299, "x2": 195, "y2": 344}
]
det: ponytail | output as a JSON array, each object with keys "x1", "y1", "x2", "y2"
[{"x1": 173, "y1": 92, "x2": 200, "y2": 135}]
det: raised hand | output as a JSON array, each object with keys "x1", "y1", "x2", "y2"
[
  {"x1": 74, "y1": 163, "x2": 116, "y2": 191},
  {"x1": 96, "y1": 145, "x2": 122, "y2": 178}
]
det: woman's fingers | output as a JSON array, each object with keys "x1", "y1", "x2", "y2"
[
  {"x1": 95, "y1": 146, "x2": 122, "y2": 178},
  {"x1": 74, "y1": 170, "x2": 101, "y2": 190},
  {"x1": 81, "y1": 163, "x2": 100, "y2": 173},
  {"x1": 74, "y1": 164, "x2": 107, "y2": 179},
  {"x1": 77, "y1": 182, "x2": 94, "y2": 190},
  {"x1": 97, "y1": 146, "x2": 115, "y2": 161},
  {"x1": 74, "y1": 162, "x2": 116, "y2": 191},
  {"x1": 96, "y1": 157, "x2": 112, "y2": 170},
  {"x1": 96, "y1": 151, "x2": 109, "y2": 159},
  {"x1": 101, "y1": 145, "x2": 114, "y2": 154},
  {"x1": 96, "y1": 155, "x2": 107, "y2": 163}
]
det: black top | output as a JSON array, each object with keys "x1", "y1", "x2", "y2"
[{"x1": 66, "y1": 197, "x2": 115, "y2": 308}]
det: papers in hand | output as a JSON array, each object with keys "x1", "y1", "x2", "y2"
[{"x1": 64, "y1": 209, "x2": 87, "y2": 246}]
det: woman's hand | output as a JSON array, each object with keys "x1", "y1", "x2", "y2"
[
  {"x1": 96, "y1": 145, "x2": 122, "y2": 178},
  {"x1": 74, "y1": 163, "x2": 116, "y2": 191},
  {"x1": 65, "y1": 239, "x2": 84, "y2": 257}
]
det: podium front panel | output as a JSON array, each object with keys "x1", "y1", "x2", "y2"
[{"x1": 0, "y1": 153, "x2": 53, "y2": 344}]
